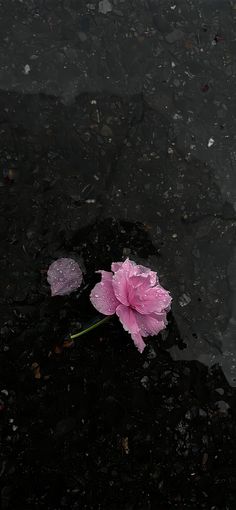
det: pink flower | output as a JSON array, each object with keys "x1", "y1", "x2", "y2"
[
  {"x1": 47, "y1": 258, "x2": 83, "y2": 296},
  {"x1": 90, "y1": 258, "x2": 172, "y2": 353}
]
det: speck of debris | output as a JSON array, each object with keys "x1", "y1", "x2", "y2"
[
  {"x1": 208, "y1": 137, "x2": 215, "y2": 148},
  {"x1": 179, "y1": 293, "x2": 191, "y2": 307},
  {"x1": 23, "y1": 64, "x2": 31, "y2": 75}
]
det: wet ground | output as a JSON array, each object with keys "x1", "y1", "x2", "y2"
[{"x1": 1, "y1": 1, "x2": 236, "y2": 509}]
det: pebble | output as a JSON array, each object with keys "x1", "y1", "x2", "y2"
[
  {"x1": 140, "y1": 376, "x2": 149, "y2": 389},
  {"x1": 215, "y1": 387, "x2": 224, "y2": 396},
  {"x1": 99, "y1": 0, "x2": 112, "y2": 14},
  {"x1": 147, "y1": 346, "x2": 157, "y2": 359},
  {"x1": 208, "y1": 137, "x2": 215, "y2": 148},
  {"x1": 179, "y1": 293, "x2": 191, "y2": 307},
  {"x1": 23, "y1": 64, "x2": 31, "y2": 75},
  {"x1": 215, "y1": 400, "x2": 230, "y2": 415}
]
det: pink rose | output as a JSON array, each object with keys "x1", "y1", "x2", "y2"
[{"x1": 90, "y1": 258, "x2": 171, "y2": 353}]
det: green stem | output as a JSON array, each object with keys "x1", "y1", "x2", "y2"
[{"x1": 70, "y1": 316, "x2": 111, "y2": 340}]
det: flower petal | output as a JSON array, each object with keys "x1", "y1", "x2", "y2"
[
  {"x1": 135, "y1": 264, "x2": 157, "y2": 286},
  {"x1": 111, "y1": 262, "x2": 123, "y2": 273},
  {"x1": 131, "y1": 332, "x2": 146, "y2": 353},
  {"x1": 120, "y1": 258, "x2": 137, "y2": 274},
  {"x1": 113, "y1": 258, "x2": 137, "y2": 277},
  {"x1": 132, "y1": 285, "x2": 172, "y2": 315},
  {"x1": 123, "y1": 259, "x2": 157, "y2": 286},
  {"x1": 135, "y1": 311, "x2": 167, "y2": 337},
  {"x1": 112, "y1": 269, "x2": 129, "y2": 306},
  {"x1": 47, "y1": 258, "x2": 83, "y2": 296},
  {"x1": 112, "y1": 260, "x2": 143, "y2": 305},
  {"x1": 90, "y1": 272, "x2": 119, "y2": 315},
  {"x1": 116, "y1": 304, "x2": 146, "y2": 353},
  {"x1": 97, "y1": 270, "x2": 114, "y2": 280}
]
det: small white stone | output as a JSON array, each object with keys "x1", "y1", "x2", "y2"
[
  {"x1": 23, "y1": 64, "x2": 31, "y2": 75},
  {"x1": 208, "y1": 137, "x2": 215, "y2": 148},
  {"x1": 140, "y1": 376, "x2": 149, "y2": 389},
  {"x1": 173, "y1": 113, "x2": 182, "y2": 120}
]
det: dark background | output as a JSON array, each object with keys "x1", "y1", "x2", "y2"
[{"x1": 0, "y1": 1, "x2": 236, "y2": 508}]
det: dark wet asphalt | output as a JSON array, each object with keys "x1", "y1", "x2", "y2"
[
  {"x1": 0, "y1": 1, "x2": 236, "y2": 509},
  {"x1": 2, "y1": 0, "x2": 235, "y2": 381}
]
